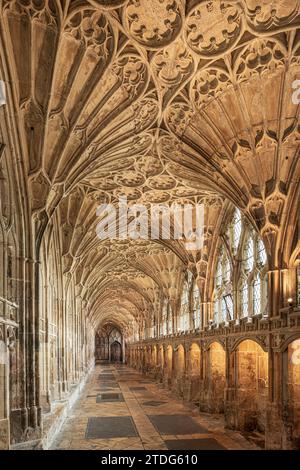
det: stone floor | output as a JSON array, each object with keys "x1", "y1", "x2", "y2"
[{"x1": 50, "y1": 364, "x2": 259, "y2": 450}]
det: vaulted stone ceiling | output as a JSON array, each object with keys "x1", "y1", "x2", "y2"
[{"x1": 1, "y1": 0, "x2": 300, "y2": 332}]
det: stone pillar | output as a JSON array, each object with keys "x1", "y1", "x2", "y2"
[
  {"x1": 26, "y1": 257, "x2": 39, "y2": 431},
  {"x1": 122, "y1": 337, "x2": 125, "y2": 363},
  {"x1": 224, "y1": 342, "x2": 237, "y2": 429},
  {"x1": 268, "y1": 269, "x2": 281, "y2": 317},
  {"x1": 202, "y1": 301, "x2": 211, "y2": 328},
  {"x1": 62, "y1": 277, "x2": 69, "y2": 393},
  {"x1": 0, "y1": 337, "x2": 9, "y2": 449},
  {"x1": 199, "y1": 346, "x2": 208, "y2": 412},
  {"x1": 265, "y1": 347, "x2": 284, "y2": 449},
  {"x1": 17, "y1": 255, "x2": 29, "y2": 437}
]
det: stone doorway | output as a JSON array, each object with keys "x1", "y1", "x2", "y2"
[{"x1": 110, "y1": 341, "x2": 122, "y2": 363}]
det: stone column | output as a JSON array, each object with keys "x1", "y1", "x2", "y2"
[
  {"x1": 26, "y1": 257, "x2": 39, "y2": 431},
  {"x1": 199, "y1": 345, "x2": 207, "y2": 412},
  {"x1": 17, "y1": 255, "x2": 29, "y2": 436},
  {"x1": 0, "y1": 334, "x2": 9, "y2": 449},
  {"x1": 265, "y1": 345, "x2": 284, "y2": 449},
  {"x1": 122, "y1": 336, "x2": 125, "y2": 363},
  {"x1": 224, "y1": 341, "x2": 237, "y2": 429}
]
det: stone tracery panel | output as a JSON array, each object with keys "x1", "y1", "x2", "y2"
[
  {"x1": 185, "y1": 1, "x2": 243, "y2": 57},
  {"x1": 124, "y1": 0, "x2": 183, "y2": 49},
  {"x1": 244, "y1": 0, "x2": 300, "y2": 32}
]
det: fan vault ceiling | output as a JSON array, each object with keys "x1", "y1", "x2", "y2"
[{"x1": 0, "y1": 0, "x2": 300, "y2": 332}]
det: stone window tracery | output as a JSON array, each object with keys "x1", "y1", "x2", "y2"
[
  {"x1": 213, "y1": 246, "x2": 233, "y2": 324},
  {"x1": 213, "y1": 209, "x2": 268, "y2": 324},
  {"x1": 149, "y1": 314, "x2": 155, "y2": 339},
  {"x1": 161, "y1": 298, "x2": 168, "y2": 337},
  {"x1": 240, "y1": 278, "x2": 249, "y2": 318},
  {"x1": 192, "y1": 282, "x2": 201, "y2": 330},
  {"x1": 179, "y1": 272, "x2": 193, "y2": 332},
  {"x1": 228, "y1": 208, "x2": 242, "y2": 254},
  {"x1": 239, "y1": 230, "x2": 268, "y2": 319},
  {"x1": 179, "y1": 280, "x2": 189, "y2": 332}
]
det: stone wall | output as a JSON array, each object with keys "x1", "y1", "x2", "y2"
[{"x1": 128, "y1": 325, "x2": 300, "y2": 450}]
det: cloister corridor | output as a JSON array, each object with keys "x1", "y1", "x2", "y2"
[
  {"x1": 1, "y1": 0, "x2": 300, "y2": 453},
  {"x1": 50, "y1": 364, "x2": 258, "y2": 451}
]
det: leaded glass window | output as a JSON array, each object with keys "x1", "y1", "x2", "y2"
[
  {"x1": 213, "y1": 244, "x2": 232, "y2": 325},
  {"x1": 216, "y1": 259, "x2": 222, "y2": 287},
  {"x1": 224, "y1": 255, "x2": 231, "y2": 283},
  {"x1": 244, "y1": 235, "x2": 255, "y2": 272},
  {"x1": 161, "y1": 299, "x2": 168, "y2": 336},
  {"x1": 221, "y1": 297, "x2": 227, "y2": 323},
  {"x1": 253, "y1": 274, "x2": 261, "y2": 315},
  {"x1": 240, "y1": 230, "x2": 268, "y2": 318},
  {"x1": 192, "y1": 282, "x2": 201, "y2": 329},
  {"x1": 213, "y1": 297, "x2": 219, "y2": 324},
  {"x1": 214, "y1": 210, "x2": 268, "y2": 324},
  {"x1": 257, "y1": 238, "x2": 267, "y2": 266},
  {"x1": 223, "y1": 293, "x2": 234, "y2": 320},
  {"x1": 180, "y1": 280, "x2": 190, "y2": 332},
  {"x1": 241, "y1": 280, "x2": 248, "y2": 317},
  {"x1": 228, "y1": 208, "x2": 242, "y2": 254}
]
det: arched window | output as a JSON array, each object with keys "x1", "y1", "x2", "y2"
[
  {"x1": 240, "y1": 278, "x2": 249, "y2": 318},
  {"x1": 213, "y1": 246, "x2": 233, "y2": 324},
  {"x1": 132, "y1": 319, "x2": 139, "y2": 342},
  {"x1": 148, "y1": 314, "x2": 155, "y2": 339},
  {"x1": 244, "y1": 236, "x2": 255, "y2": 272},
  {"x1": 228, "y1": 208, "x2": 242, "y2": 254},
  {"x1": 160, "y1": 298, "x2": 168, "y2": 337},
  {"x1": 192, "y1": 282, "x2": 201, "y2": 330},
  {"x1": 253, "y1": 273, "x2": 261, "y2": 315},
  {"x1": 178, "y1": 271, "x2": 193, "y2": 332},
  {"x1": 179, "y1": 279, "x2": 190, "y2": 332},
  {"x1": 239, "y1": 230, "x2": 268, "y2": 319},
  {"x1": 213, "y1": 208, "x2": 268, "y2": 325},
  {"x1": 140, "y1": 321, "x2": 146, "y2": 340},
  {"x1": 215, "y1": 258, "x2": 222, "y2": 287},
  {"x1": 258, "y1": 238, "x2": 267, "y2": 266}
]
